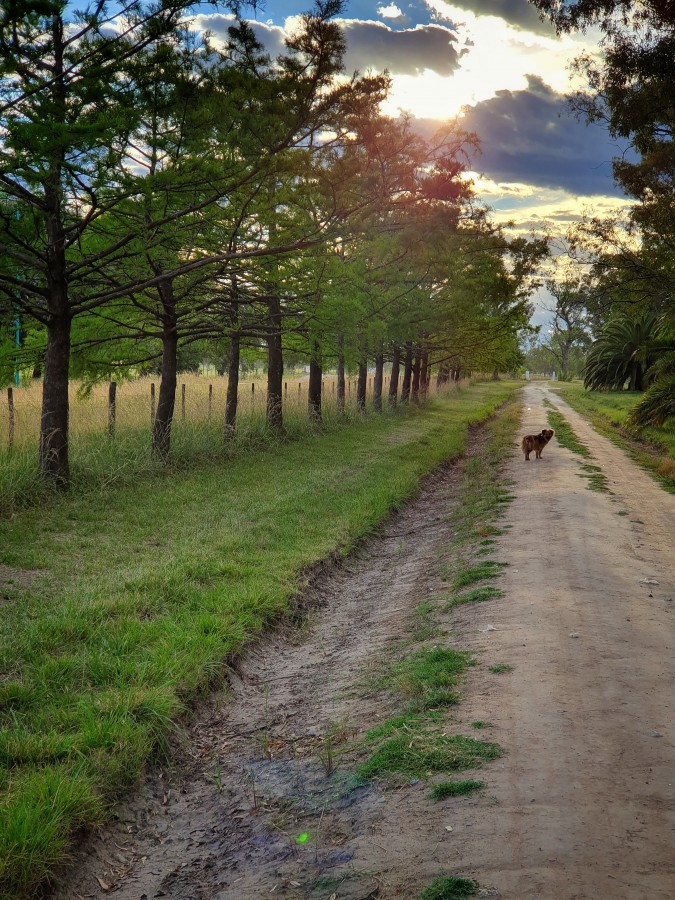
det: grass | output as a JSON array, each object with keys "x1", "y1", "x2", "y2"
[
  {"x1": 544, "y1": 402, "x2": 612, "y2": 493},
  {"x1": 551, "y1": 382, "x2": 675, "y2": 493},
  {"x1": 488, "y1": 664, "x2": 513, "y2": 674},
  {"x1": 543, "y1": 401, "x2": 591, "y2": 458},
  {"x1": 420, "y1": 876, "x2": 479, "y2": 899},
  {"x1": 356, "y1": 730, "x2": 503, "y2": 779},
  {"x1": 452, "y1": 562, "x2": 508, "y2": 589},
  {"x1": 447, "y1": 586, "x2": 503, "y2": 610},
  {"x1": 355, "y1": 401, "x2": 521, "y2": 788},
  {"x1": 428, "y1": 779, "x2": 485, "y2": 800},
  {"x1": 392, "y1": 647, "x2": 475, "y2": 711},
  {"x1": 0, "y1": 380, "x2": 519, "y2": 899}
]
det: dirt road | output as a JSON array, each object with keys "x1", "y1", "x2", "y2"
[
  {"x1": 56, "y1": 384, "x2": 675, "y2": 900},
  {"x1": 457, "y1": 383, "x2": 675, "y2": 899}
]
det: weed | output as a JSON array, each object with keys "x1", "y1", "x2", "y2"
[
  {"x1": 452, "y1": 562, "x2": 507, "y2": 589},
  {"x1": 544, "y1": 405, "x2": 591, "y2": 458},
  {"x1": 488, "y1": 664, "x2": 513, "y2": 674},
  {"x1": 357, "y1": 730, "x2": 503, "y2": 779},
  {"x1": 447, "y1": 586, "x2": 503, "y2": 609},
  {"x1": 428, "y1": 780, "x2": 485, "y2": 800},
  {"x1": 578, "y1": 464, "x2": 610, "y2": 493},
  {"x1": 470, "y1": 721, "x2": 491, "y2": 729},
  {"x1": 420, "y1": 875, "x2": 479, "y2": 899}
]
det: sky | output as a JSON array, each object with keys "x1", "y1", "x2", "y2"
[{"x1": 195, "y1": 0, "x2": 632, "y2": 329}]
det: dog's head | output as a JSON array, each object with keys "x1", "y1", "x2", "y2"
[{"x1": 540, "y1": 429, "x2": 554, "y2": 441}]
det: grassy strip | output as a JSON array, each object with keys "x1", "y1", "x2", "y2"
[
  {"x1": 0, "y1": 381, "x2": 518, "y2": 898},
  {"x1": 551, "y1": 383, "x2": 675, "y2": 493},
  {"x1": 355, "y1": 401, "x2": 521, "y2": 784},
  {"x1": 421, "y1": 876, "x2": 479, "y2": 899},
  {"x1": 543, "y1": 400, "x2": 591, "y2": 458},
  {"x1": 428, "y1": 780, "x2": 485, "y2": 800},
  {"x1": 544, "y1": 401, "x2": 611, "y2": 493}
]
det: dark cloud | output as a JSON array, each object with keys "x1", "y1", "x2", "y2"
[
  {"x1": 341, "y1": 21, "x2": 460, "y2": 76},
  {"x1": 448, "y1": 0, "x2": 555, "y2": 35},
  {"x1": 458, "y1": 76, "x2": 630, "y2": 196},
  {"x1": 198, "y1": 15, "x2": 460, "y2": 78}
]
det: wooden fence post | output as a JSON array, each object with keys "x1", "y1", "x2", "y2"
[
  {"x1": 181, "y1": 383, "x2": 186, "y2": 421},
  {"x1": 150, "y1": 382, "x2": 156, "y2": 425},
  {"x1": 7, "y1": 387, "x2": 14, "y2": 451},
  {"x1": 208, "y1": 384, "x2": 213, "y2": 423},
  {"x1": 251, "y1": 382, "x2": 255, "y2": 404},
  {"x1": 107, "y1": 381, "x2": 116, "y2": 438}
]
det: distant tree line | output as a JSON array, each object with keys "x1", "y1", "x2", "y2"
[{"x1": 531, "y1": 0, "x2": 675, "y2": 426}]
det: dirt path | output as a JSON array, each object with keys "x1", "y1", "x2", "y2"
[
  {"x1": 55, "y1": 385, "x2": 675, "y2": 900},
  {"x1": 453, "y1": 383, "x2": 675, "y2": 899}
]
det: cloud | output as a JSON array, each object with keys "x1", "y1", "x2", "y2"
[
  {"x1": 340, "y1": 21, "x2": 461, "y2": 76},
  {"x1": 444, "y1": 0, "x2": 555, "y2": 35},
  {"x1": 197, "y1": 15, "x2": 461, "y2": 78},
  {"x1": 460, "y1": 76, "x2": 631, "y2": 196}
]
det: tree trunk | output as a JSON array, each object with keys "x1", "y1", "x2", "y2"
[
  {"x1": 419, "y1": 349, "x2": 429, "y2": 400},
  {"x1": 373, "y1": 350, "x2": 384, "y2": 411},
  {"x1": 356, "y1": 357, "x2": 367, "y2": 411},
  {"x1": 308, "y1": 341, "x2": 322, "y2": 423},
  {"x1": 401, "y1": 342, "x2": 413, "y2": 402},
  {"x1": 437, "y1": 363, "x2": 450, "y2": 387},
  {"x1": 411, "y1": 350, "x2": 421, "y2": 402},
  {"x1": 336, "y1": 336, "x2": 346, "y2": 414},
  {"x1": 267, "y1": 295, "x2": 283, "y2": 430},
  {"x1": 388, "y1": 344, "x2": 400, "y2": 408},
  {"x1": 152, "y1": 300, "x2": 178, "y2": 460},
  {"x1": 224, "y1": 332, "x2": 240, "y2": 437},
  {"x1": 39, "y1": 313, "x2": 71, "y2": 483}
]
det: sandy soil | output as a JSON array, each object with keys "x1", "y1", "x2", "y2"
[{"x1": 53, "y1": 384, "x2": 675, "y2": 900}]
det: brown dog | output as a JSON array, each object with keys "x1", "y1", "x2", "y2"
[{"x1": 521, "y1": 428, "x2": 554, "y2": 460}]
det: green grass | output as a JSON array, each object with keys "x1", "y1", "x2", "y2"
[
  {"x1": 452, "y1": 561, "x2": 508, "y2": 589},
  {"x1": 428, "y1": 779, "x2": 485, "y2": 800},
  {"x1": 391, "y1": 646, "x2": 475, "y2": 711},
  {"x1": 551, "y1": 383, "x2": 675, "y2": 493},
  {"x1": 420, "y1": 876, "x2": 479, "y2": 899},
  {"x1": 0, "y1": 381, "x2": 519, "y2": 899},
  {"x1": 488, "y1": 664, "x2": 513, "y2": 674},
  {"x1": 543, "y1": 402, "x2": 591, "y2": 458},
  {"x1": 356, "y1": 730, "x2": 503, "y2": 779},
  {"x1": 447, "y1": 586, "x2": 504, "y2": 610}
]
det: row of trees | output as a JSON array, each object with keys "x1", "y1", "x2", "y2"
[
  {"x1": 530, "y1": 0, "x2": 675, "y2": 425},
  {"x1": 0, "y1": 0, "x2": 544, "y2": 483}
]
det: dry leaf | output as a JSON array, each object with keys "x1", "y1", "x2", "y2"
[{"x1": 96, "y1": 875, "x2": 113, "y2": 891}]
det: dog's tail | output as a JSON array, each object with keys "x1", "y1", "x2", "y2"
[{"x1": 520, "y1": 436, "x2": 528, "y2": 451}]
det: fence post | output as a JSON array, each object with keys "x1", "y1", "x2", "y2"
[
  {"x1": 107, "y1": 381, "x2": 116, "y2": 438},
  {"x1": 208, "y1": 384, "x2": 213, "y2": 424},
  {"x1": 251, "y1": 382, "x2": 255, "y2": 404},
  {"x1": 7, "y1": 387, "x2": 14, "y2": 451},
  {"x1": 150, "y1": 382, "x2": 156, "y2": 425},
  {"x1": 284, "y1": 381, "x2": 288, "y2": 398},
  {"x1": 181, "y1": 383, "x2": 186, "y2": 421},
  {"x1": 298, "y1": 382, "x2": 301, "y2": 397}
]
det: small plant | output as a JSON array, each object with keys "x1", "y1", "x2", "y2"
[
  {"x1": 447, "y1": 586, "x2": 503, "y2": 609},
  {"x1": 452, "y1": 562, "x2": 507, "y2": 589},
  {"x1": 428, "y1": 780, "x2": 485, "y2": 800},
  {"x1": 488, "y1": 664, "x2": 513, "y2": 674},
  {"x1": 470, "y1": 721, "x2": 490, "y2": 729},
  {"x1": 420, "y1": 875, "x2": 479, "y2": 899}
]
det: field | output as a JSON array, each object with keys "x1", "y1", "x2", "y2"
[
  {"x1": 0, "y1": 379, "x2": 520, "y2": 898},
  {"x1": 551, "y1": 382, "x2": 675, "y2": 490},
  {"x1": 0, "y1": 371, "x2": 405, "y2": 514}
]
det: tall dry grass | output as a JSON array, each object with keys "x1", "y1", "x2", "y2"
[
  {"x1": 0, "y1": 371, "x2": 461, "y2": 513},
  {"x1": 0, "y1": 371, "x2": 408, "y2": 450}
]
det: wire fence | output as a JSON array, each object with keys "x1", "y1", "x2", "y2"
[{"x1": 0, "y1": 371, "x2": 430, "y2": 451}]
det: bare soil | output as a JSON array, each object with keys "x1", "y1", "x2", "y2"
[{"x1": 53, "y1": 384, "x2": 675, "y2": 900}]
